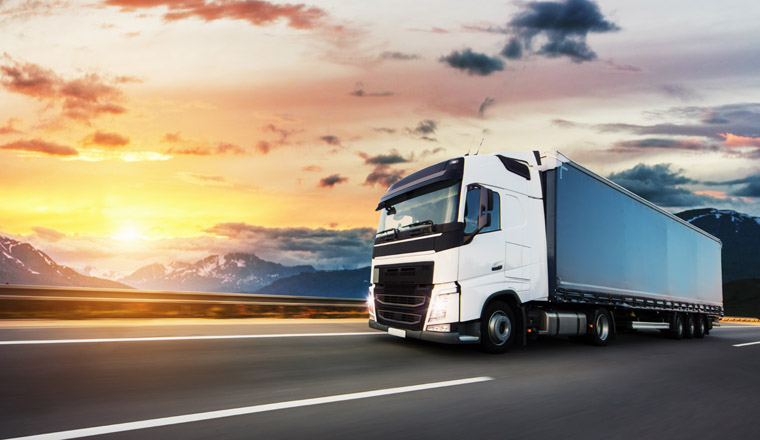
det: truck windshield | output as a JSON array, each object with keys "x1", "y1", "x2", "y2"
[{"x1": 377, "y1": 182, "x2": 460, "y2": 234}]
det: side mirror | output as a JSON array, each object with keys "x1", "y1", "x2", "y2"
[{"x1": 464, "y1": 187, "x2": 493, "y2": 244}]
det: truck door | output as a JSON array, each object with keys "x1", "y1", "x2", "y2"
[
  {"x1": 458, "y1": 184, "x2": 506, "y2": 310},
  {"x1": 458, "y1": 184, "x2": 531, "y2": 322}
]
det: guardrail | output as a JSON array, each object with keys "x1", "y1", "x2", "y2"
[{"x1": 0, "y1": 284, "x2": 368, "y2": 319}]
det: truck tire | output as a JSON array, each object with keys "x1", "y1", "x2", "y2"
[
  {"x1": 669, "y1": 313, "x2": 684, "y2": 340},
  {"x1": 480, "y1": 301, "x2": 516, "y2": 354},
  {"x1": 684, "y1": 314, "x2": 695, "y2": 339},
  {"x1": 695, "y1": 315, "x2": 705, "y2": 339},
  {"x1": 589, "y1": 309, "x2": 612, "y2": 346}
]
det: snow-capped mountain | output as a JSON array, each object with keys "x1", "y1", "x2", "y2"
[
  {"x1": 0, "y1": 235, "x2": 129, "y2": 288},
  {"x1": 119, "y1": 253, "x2": 316, "y2": 293},
  {"x1": 676, "y1": 208, "x2": 760, "y2": 283}
]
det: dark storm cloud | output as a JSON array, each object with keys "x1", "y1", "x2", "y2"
[
  {"x1": 439, "y1": 49, "x2": 504, "y2": 76},
  {"x1": 318, "y1": 174, "x2": 348, "y2": 188},
  {"x1": 505, "y1": 0, "x2": 619, "y2": 63},
  {"x1": 500, "y1": 38, "x2": 523, "y2": 59},
  {"x1": 607, "y1": 163, "x2": 721, "y2": 207}
]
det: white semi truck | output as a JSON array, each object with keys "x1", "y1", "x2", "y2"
[{"x1": 368, "y1": 151, "x2": 723, "y2": 353}]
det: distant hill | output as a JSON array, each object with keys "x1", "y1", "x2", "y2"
[
  {"x1": 723, "y1": 279, "x2": 760, "y2": 318},
  {"x1": 119, "y1": 253, "x2": 316, "y2": 293},
  {"x1": 675, "y1": 208, "x2": 760, "y2": 283},
  {"x1": 0, "y1": 235, "x2": 130, "y2": 289},
  {"x1": 256, "y1": 267, "x2": 370, "y2": 299}
]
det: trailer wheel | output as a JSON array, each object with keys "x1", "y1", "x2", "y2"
[
  {"x1": 589, "y1": 309, "x2": 612, "y2": 346},
  {"x1": 669, "y1": 314, "x2": 684, "y2": 340},
  {"x1": 684, "y1": 314, "x2": 695, "y2": 339},
  {"x1": 480, "y1": 301, "x2": 515, "y2": 354},
  {"x1": 694, "y1": 315, "x2": 705, "y2": 339}
]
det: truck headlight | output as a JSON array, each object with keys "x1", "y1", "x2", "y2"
[
  {"x1": 427, "y1": 283, "x2": 459, "y2": 325},
  {"x1": 367, "y1": 285, "x2": 376, "y2": 320}
]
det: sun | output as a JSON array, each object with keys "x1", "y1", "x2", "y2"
[{"x1": 112, "y1": 225, "x2": 146, "y2": 241}]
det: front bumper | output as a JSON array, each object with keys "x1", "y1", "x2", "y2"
[{"x1": 369, "y1": 319, "x2": 479, "y2": 344}]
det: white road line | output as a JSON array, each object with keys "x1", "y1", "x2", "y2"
[
  {"x1": 0, "y1": 332, "x2": 382, "y2": 345},
  {"x1": 3, "y1": 376, "x2": 494, "y2": 440},
  {"x1": 733, "y1": 341, "x2": 760, "y2": 347}
]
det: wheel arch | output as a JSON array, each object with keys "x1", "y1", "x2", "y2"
[{"x1": 481, "y1": 290, "x2": 526, "y2": 345}]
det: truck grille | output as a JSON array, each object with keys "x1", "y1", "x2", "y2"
[
  {"x1": 373, "y1": 262, "x2": 433, "y2": 331},
  {"x1": 379, "y1": 310, "x2": 421, "y2": 325},
  {"x1": 376, "y1": 294, "x2": 425, "y2": 307}
]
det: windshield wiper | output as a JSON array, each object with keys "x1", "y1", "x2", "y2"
[{"x1": 400, "y1": 220, "x2": 434, "y2": 230}]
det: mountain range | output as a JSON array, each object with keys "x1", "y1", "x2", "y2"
[
  {"x1": 0, "y1": 235, "x2": 129, "y2": 289},
  {"x1": 675, "y1": 208, "x2": 760, "y2": 283},
  {"x1": 118, "y1": 253, "x2": 316, "y2": 293}
]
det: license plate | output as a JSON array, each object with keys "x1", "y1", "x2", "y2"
[{"x1": 388, "y1": 327, "x2": 406, "y2": 338}]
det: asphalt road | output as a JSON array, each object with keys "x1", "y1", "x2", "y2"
[{"x1": 1, "y1": 319, "x2": 759, "y2": 439}]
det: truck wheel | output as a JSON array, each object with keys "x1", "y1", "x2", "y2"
[
  {"x1": 589, "y1": 309, "x2": 612, "y2": 346},
  {"x1": 670, "y1": 314, "x2": 684, "y2": 340},
  {"x1": 684, "y1": 314, "x2": 695, "y2": 339},
  {"x1": 480, "y1": 301, "x2": 515, "y2": 354},
  {"x1": 694, "y1": 315, "x2": 705, "y2": 339}
]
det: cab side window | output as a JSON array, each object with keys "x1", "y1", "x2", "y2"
[{"x1": 463, "y1": 186, "x2": 501, "y2": 234}]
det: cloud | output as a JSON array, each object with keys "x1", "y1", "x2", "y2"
[
  {"x1": 162, "y1": 132, "x2": 182, "y2": 143},
  {"x1": 0, "y1": 138, "x2": 78, "y2": 156},
  {"x1": 105, "y1": 0, "x2": 328, "y2": 30},
  {"x1": 379, "y1": 51, "x2": 421, "y2": 61},
  {"x1": 320, "y1": 135, "x2": 341, "y2": 146},
  {"x1": 301, "y1": 165, "x2": 322, "y2": 172},
  {"x1": 500, "y1": 38, "x2": 523, "y2": 59},
  {"x1": 364, "y1": 166, "x2": 405, "y2": 188},
  {"x1": 349, "y1": 88, "x2": 394, "y2": 97},
  {"x1": 707, "y1": 173, "x2": 760, "y2": 198},
  {"x1": 177, "y1": 172, "x2": 234, "y2": 188},
  {"x1": 255, "y1": 123, "x2": 300, "y2": 154},
  {"x1": 0, "y1": 118, "x2": 19, "y2": 135},
  {"x1": 603, "y1": 60, "x2": 642, "y2": 72},
  {"x1": 607, "y1": 163, "x2": 722, "y2": 207},
  {"x1": 611, "y1": 138, "x2": 719, "y2": 152},
  {"x1": 318, "y1": 174, "x2": 348, "y2": 188},
  {"x1": 478, "y1": 96, "x2": 495, "y2": 117},
  {"x1": 661, "y1": 84, "x2": 699, "y2": 102},
  {"x1": 439, "y1": 48, "x2": 504, "y2": 75},
  {"x1": 0, "y1": 55, "x2": 128, "y2": 123},
  {"x1": 505, "y1": 0, "x2": 619, "y2": 63},
  {"x1": 83, "y1": 130, "x2": 130, "y2": 147},
  {"x1": 359, "y1": 149, "x2": 409, "y2": 165},
  {"x1": 555, "y1": 103, "x2": 760, "y2": 157},
  {"x1": 203, "y1": 223, "x2": 375, "y2": 268},
  {"x1": 31, "y1": 226, "x2": 66, "y2": 242},
  {"x1": 720, "y1": 133, "x2": 760, "y2": 148},
  {"x1": 168, "y1": 142, "x2": 246, "y2": 156},
  {"x1": 372, "y1": 127, "x2": 396, "y2": 134},
  {"x1": 408, "y1": 119, "x2": 437, "y2": 136}
]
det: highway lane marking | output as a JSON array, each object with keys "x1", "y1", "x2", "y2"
[
  {"x1": 733, "y1": 340, "x2": 760, "y2": 347},
  {"x1": 3, "y1": 376, "x2": 494, "y2": 440},
  {"x1": 0, "y1": 332, "x2": 383, "y2": 345}
]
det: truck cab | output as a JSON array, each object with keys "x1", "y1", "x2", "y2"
[{"x1": 368, "y1": 151, "x2": 549, "y2": 351}]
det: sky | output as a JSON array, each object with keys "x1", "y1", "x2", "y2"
[{"x1": 1, "y1": 0, "x2": 759, "y2": 277}]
